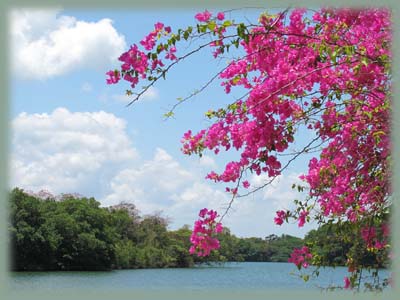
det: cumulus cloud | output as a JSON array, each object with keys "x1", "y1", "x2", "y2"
[
  {"x1": 11, "y1": 108, "x2": 314, "y2": 237},
  {"x1": 198, "y1": 155, "x2": 217, "y2": 169},
  {"x1": 11, "y1": 108, "x2": 138, "y2": 195},
  {"x1": 251, "y1": 172, "x2": 305, "y2": 210},
  {"x1": 103, "y1": 148, "x2": 195, "y2": 209},
  {"x1": 9, "y1": 9, "x2": 126, "y2": 79},
  {"x1": 102, "y1": 148, "x2": 230, "y2": 227}
]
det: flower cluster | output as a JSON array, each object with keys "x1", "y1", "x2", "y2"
[
  {"x1": 106, "y1": 70, "x2": 120, "y2": 84},
  {"x1": 189, "y1": 208, "x2": 223, "y2": 256},
  {"x1": 360, "y1": 224, "x2": 389, "y2": 250},
  {"x1": 140, "y1": 22, "x2": 171, "y2": 51},
  {"x1": 288, "y1": 246, "x2": 313, "y2": 269},
  {"x1": 180, "y1": 9, "x2": 391, "y2": 224},
  {"x1": 274, "y1": 210, "x2": 287, "y2": 225},
  {"x1": 344, "y1": 276, "x2": 351, "y2": 289},
  {"x1": 108, "y1": 8, "x2": 391, "y2": 289}
]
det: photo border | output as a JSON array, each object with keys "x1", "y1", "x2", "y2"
[{"x1": 0, "y1": 0, "x2": 398, "y2": 299}]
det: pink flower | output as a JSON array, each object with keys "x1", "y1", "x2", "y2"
[
  {"x1": 298, "y1": 210, "x2": 308, "y2": 227},
  {"x1": 190, "y1": 208, "x2": 222, "y2": 257},
  {"x1": 215, "y1": 222, "x2": 223, "y2": 233},
  {"x1": 154, "y1": 22, "x2": 164, "y2": 31},
  {"x1": 274, "y1": 210, "x2": 287, "y2": 225},
  {"x1": 140, "y1": 32, "x2": 157, "y2": 50},
  {"x1": 165, "y1": 46, "x2": 177, "y2": 61},
  {"x1": 199, "y1": 208, "x2": 208, "y2": 218},
  {"x1": 106, "y1": 70, "x2": 120, "y2": 84},
  {"x1": 242, "y1": 180, "x2": 250, "y2": 188},
  {"x1": 217, "y1": 12, "x2": 225, "y2": 21},
  {"x1": 344, "y1": 276, "x2": 351, "y2": 289},
  {"x1": 195, "y1": 10, "x2": 212, "y2": 22},
  {"x1": 288, "y1": 246, "x2": 312, "y2": 269}
]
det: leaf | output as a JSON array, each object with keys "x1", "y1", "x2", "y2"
[
  {"x1": 164, "y1": 111, "x2": 174, "y2": 118},
  {"x1": 361, "y1": 57, "x2": 369, "y2": 67},
  {"x1": 223, "y1": 20, "x2": 232, "y2": 27},
  {"x1": 207, "y1": 21, "x2": 216, "y2": 31},
  {"x1": 183, "y1": 31, "x2": 189, "y2": 40},
  {"x1": 156, "y1": 44, "x2": 163, "y2": 54},
  {"x1": 232, "y1": 76, "x2": 241, "y2": 85}
]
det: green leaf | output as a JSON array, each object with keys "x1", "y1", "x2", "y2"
[
  {"x1": 205, "y1": 110, "x2": 215, "y2": 119},
  {"x1": 156, "y1": 44, "x2": 163, "y2": 54},
  {"x1": 207, "y1": 21, "x2": 216, "y2": 31},
  {"x1": 183, "y1": 31, "x2": 189, "y2": 40},
  {"x1": 361, "y1": 57, "x2": 369, "y2": 67},
  {"x1": 222, "y1": 20, "x2": 232, "y2": 27},
  {"x1": 232, "y1": 76, "x2": 241, "y2": 85},
  {"x1": 164, "y1": 111, "x2": 174, "y2": 118}
]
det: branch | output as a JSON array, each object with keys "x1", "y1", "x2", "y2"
[{"x1": 238, "y1": 134, "x2": 322, "y2": 198}]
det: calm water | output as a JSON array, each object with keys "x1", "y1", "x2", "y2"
[{"x1": 8, "y1": 262, "x2": 390, "y2": 292}]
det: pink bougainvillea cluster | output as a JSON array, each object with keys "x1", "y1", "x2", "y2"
[
  {"x1": 189, "y1": 208, "x2": 223, "y2": 256},
  {"x1": 107, "y1": 7, "x2": 391, "y2": 289},
  {"x1": 288, "y1": 246, "x2": 313, "y2": 269},
  {"x1": 360, "y1": 222, "x2": 390, "y2": 251}
]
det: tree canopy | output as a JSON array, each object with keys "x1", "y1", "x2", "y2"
[{"x1": 10, "y1": 188, "x2": 319, "y2": 271}]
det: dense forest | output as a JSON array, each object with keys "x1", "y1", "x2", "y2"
[{"x1": 8, "y1": 188, "x2": 387, "y2": 271}]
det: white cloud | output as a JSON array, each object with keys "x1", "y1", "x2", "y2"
[
  {"x1": 102, "y1": 147, "x2": 230, "y2": 228},
  {"x1": 198, "y1": 155, "x2": 217, "y2": 169},
  {"x1": 11, "y1": 108, "x2": 138, "y2": 195},
  {"x1": 250, "y1": 172, "x2": 304, "y2": 210},
  {"x1": 102, "y1": 148, "x2": 195, "y2": 209},
  {"x1": 112, "y1": 87, "x2": 159, "y2": 104},
  {"x1": 9, "y1": 9, "x2": 126, "y2": 79},
  {"x1": 101, "y1": 147, "x2": 314, "y2": 237},
  {"x1": 11, "y1": 108, "x2": 314, "y2": 237}
]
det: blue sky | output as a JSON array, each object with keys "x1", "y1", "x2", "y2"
[{"x1": 9, "y1": 7, "x2": 317, "y2": 238}]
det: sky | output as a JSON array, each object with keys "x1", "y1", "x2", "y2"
[{"x1": 8, "y1": 7, "x2": 318, "y2": 238}]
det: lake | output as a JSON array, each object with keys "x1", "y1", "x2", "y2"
[{"x1": 7, "y1": 262, "x2": 390, "y2": 292}]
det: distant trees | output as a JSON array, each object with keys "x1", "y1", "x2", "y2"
[
  {"x1": 9, "y1": 188, "x2": 387, "y2": 271},
  {"x1": 9, "y1": 188, "x2": 197, "y2": 270},
  {"x1": 10, "y1": 188, "x2": 117, "y2": 270}
]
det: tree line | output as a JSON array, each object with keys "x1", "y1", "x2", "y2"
[{"x1": 8, "y1": 188, "x2": 387, "y2": 271}]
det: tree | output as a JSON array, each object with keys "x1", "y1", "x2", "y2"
[{"x1": 107, "y1": 8, "x2": 391, "y2": 291}]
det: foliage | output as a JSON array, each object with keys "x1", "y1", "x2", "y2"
[
  {"x1": 107, "y1": 7, "x2": 392, "y2": 291},
  {"x1": 10, "y1": 188, "x2": 389, "y2": 275},
  {"x1": 10, "y1": 188, "x2": 117, "y2": 270}
]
